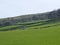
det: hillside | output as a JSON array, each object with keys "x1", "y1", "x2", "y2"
[
  {"x1": 0, "y1": 21, "x2": 60, "y2": 45},
  {"x1": 0, "y1": 9, "x2": 60, "y2": 28},
  {"x1": 0, "y1": 9, "x2": 60, "y2": 45},
  {"x1": 0, "y1": 9, "x2": 60, "y2": 31}
]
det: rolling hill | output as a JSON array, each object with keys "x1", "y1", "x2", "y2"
[
  {"x1": 0, "y1": 21, "x2": 60, "y2": 45},
  {"x1": 0, "y1": 9, "x2": 60, "y2": 45}
]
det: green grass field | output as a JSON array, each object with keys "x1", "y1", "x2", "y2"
[{"x1": 0, "y1": 21, "x2": 60, "y2": 45}]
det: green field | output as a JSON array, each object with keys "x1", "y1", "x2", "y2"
[
  {"x1": 0, "y1": 8, "x2": 60, "y2": 45},
  {"x1": 0, "y1": 21, "x2": 60, "y2": 45}
]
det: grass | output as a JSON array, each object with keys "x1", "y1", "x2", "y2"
[
  {"x1": 0, "y1": 20, "x2": 60, "y2": 45},
  {"x1": 0, "y1": 24, "x2": 60, "y2": 45}
]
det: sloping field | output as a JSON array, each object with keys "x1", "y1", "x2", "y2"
[
  {"x1": 0, "y1": 22, "x2": 60, "y2": 45},
  {"x1": 0, "y1": 19, "x2": 58, "y2": 31}
]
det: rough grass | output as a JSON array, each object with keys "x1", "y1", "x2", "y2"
[{"x1": 0, "y1": 25, "x2": 60, "y2": 45}]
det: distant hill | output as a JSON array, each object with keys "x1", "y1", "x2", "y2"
[{"x1": 0, "y1": 9, "x2": 60, "y2": 27}]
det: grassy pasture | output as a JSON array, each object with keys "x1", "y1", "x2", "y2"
[
  {"x1": 0, "y1": 24, "x2": 60, "y2": 45},
  {"x1": 0, "y1": 20, "x2": 60, "y2": 45}
]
